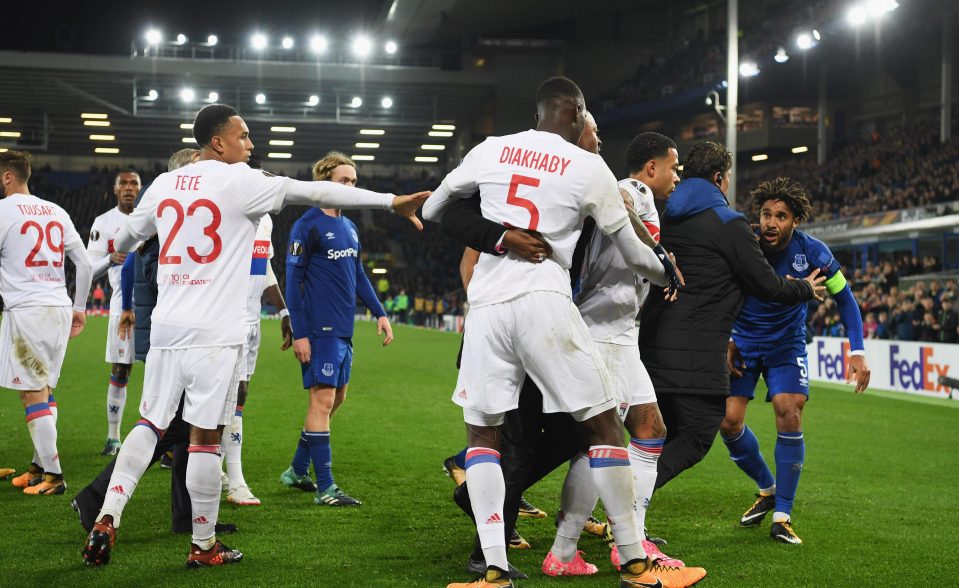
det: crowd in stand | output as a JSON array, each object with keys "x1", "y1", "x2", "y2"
[
  {"x1": 738, "y1": 119, "x2": 959, "y2": 223},
  {"x1": 808, "y1": 255, "x2": 958, "y2": 344}
]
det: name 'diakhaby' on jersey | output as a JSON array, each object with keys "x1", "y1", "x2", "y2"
[{"x1": 498, "y1": 146, "x2": 573, "y2": 176}]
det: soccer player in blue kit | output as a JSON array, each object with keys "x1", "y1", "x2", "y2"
[
  {"x1": 719, "y1": 177, "x2": 871, "y2": 544},
  {"x1": 282, "y1": 152, "x2": 393, "y2": 506}
]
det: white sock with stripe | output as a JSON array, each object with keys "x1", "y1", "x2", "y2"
[
  {"x1": 186, "y1": 445, "x2": 222, "y2": 550},
  {"x1": 98, "y1": 423, "x2": 160, "y2": 527},
  {"x1": 588, "y1": 445, "x2": 646, "y2": 562},
  {"x1": 627, "y1": 437, "x2": 664, "y2": 536},
  {"x1": 465, "y1": 447, "x2": 508, "y2": 572},
  {"x1": 552, "y1": 452, "x2": 598, "y2": 562}
]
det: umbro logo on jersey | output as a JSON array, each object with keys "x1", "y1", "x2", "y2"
[
  {"x1": 485, "y1": 513, "x2": 503, "y2": 525},
  {"x1": 290, "y1": 241, "x2": 304, "y2": 257},
  {"x1": 109, "y1": 485, "x2": 126, "y2": 495},
  {"x1": 325, "y1": 232, "x2": 335, "y2": 240}
]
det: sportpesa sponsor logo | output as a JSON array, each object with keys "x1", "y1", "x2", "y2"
[{"x1": 327, "y1": 247, "x2": 358, "y2": 260}]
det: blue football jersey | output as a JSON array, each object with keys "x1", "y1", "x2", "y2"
[
  {"x1": 732, "y1": 230, "x2": 840, "y2": 345},
  {"x1": 285, "y1": 209, "x2": 385, "y2": 339}
]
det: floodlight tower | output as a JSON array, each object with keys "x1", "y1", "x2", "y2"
[{"x1": 727, "y1": 0, "x2": 738, "y2": 207}]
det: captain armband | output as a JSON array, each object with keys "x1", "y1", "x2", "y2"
[{"x1": 824, "y1": 270, "x2": 848, "y2": 296}]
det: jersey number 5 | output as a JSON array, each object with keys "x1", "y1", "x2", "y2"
[
  {"x1": 158, "y1": 199, "x2": 223, "y2": 265},
  {"x1": 21, "y1": 220, "x2": 64, "y2": 268},
  {"x1": 506, "y1": 174, "x2": 541, "y2": 231}
]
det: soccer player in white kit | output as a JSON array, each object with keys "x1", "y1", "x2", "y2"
[
  {"x1": 222, "y1": 211, "x2": 291, "y2": 506},
  {"x1": 423, "y1": 77, "x2": 686, "y2": 588},
  {"x1": 87, "y1": 170, "x2": 141, "y2": 456},
  {"x1": 0, "y1": 150, "x2": 92, "y2": 495},
  {"x1": 81, "y1": 103, "x2": 430, "y2": 569},
  {"x1": 544, "y1": 133, "x2": 706, "y2": 585}
]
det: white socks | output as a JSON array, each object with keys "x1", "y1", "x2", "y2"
[
  {"x1": 186, "y1": 446, "x2": 222, "y2": 550},
  {"x1": 465, "y1": 448, "x2": 508, "y2": 572},
  {"x1": 98, "y1": 424, "x2": 159, "y2": 527},
  {"x1": 627, "y1": 437, "x2": 664, "y2": 537},
  {"x1": 25, "y1": 402, "x2": 60, "y2": 475},
  {"x1": 223, "y1": 413, "x2": 246, "y2": 491},
  {"x1": 552, "y1": 452, "x2": 599, "y2": 561},
  {"x1": 106, "y1": 375, "x2": 128, "y2": 440},
  {"x1": 588, "y1": 445, "x2": 645, "y2": 562}
]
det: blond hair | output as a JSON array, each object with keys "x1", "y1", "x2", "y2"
[
  {"x1": 168, "y1": 148, "x2": 199, "y2": 172},
  {"x1": 311, "y1": 151, "x2": 355, "y2": 181}
]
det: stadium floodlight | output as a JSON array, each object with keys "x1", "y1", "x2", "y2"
[
  {"x1": 180, "y1": 123, "x2": 194, "y2": 129},
  {"x1": 350, "y1": 96, "x2": 363, "y2": 108},
  {"x1": 208, "y1": 92, "x2": 219, "y2": 102},
  {"x1": 269, "y1": 139, "x2": 294, "y2": 146},
  {"x1": 180, "y1": 88, "x2": 195, "y2": 103},
  {"x1": 81, "y1": 113, "x2": 108, "y2": 119},
  {"x1": 89, "y1": 134, "x2": 115, "y2": 141},
  {"x1": 271, "y1": 126, "x2": 296, "y2": 133},
  {"x1": 145, "y1": 29, "x2": 162, "y2": 45},
  {"x1": 146, "y1": 89, "x2": 159, "y2": 101},
  {"x1": 251, "y1": 33, "x2": 268, "y2": 50},
  {"x1": 415, "y1": 156, "x2": 439, "y2": 163},
  {"x1": 0, "y1": 131, "x2": 22, "y2": 138},
  {"x1": 83, "y1": 121, "x2": 110, "y2": 127},
  {"x1": 705, "y1": 96, "x2": 713, "y2": 106},
  {"x1": 307, "y1": 95, "x2": 320, "y2": 106},
  {"x1": 428, "y1": 130, "x2": 453, "y2": 137},
  {"x1": 181, "y1": 137, "x2": 197, "y2": 143},
  {"x1": 351, "y1": 35, "x2": 373, "y2": 58},
  {"x1": 255, "y1": 93, "x2": 266, "y2": 104},
  {"x1": 352, "y1": 154, "x2": 375, "y2": 161},
  {"x1": 309, "y1": 35, "x2": 328, "y2": 54},
  {"x1": 381, "y1": 96, "x2": 393, "y2": 109},
  {"x1": 267, "y1": 152, "x2": 292, "y2": 159},
  {"x1": 0, "y1": 117, "x2": 12, "y2": 123},
  {"x1": 207, "y1": 34, "x2": 218, "y2": 46},
  {"x1": 774, "y1": 47, "x2": 790, "y2": 63},
  {"x1": 421, "y1": 144, "x2": 446, "y2": 150},
  {"x1": 175, "y1": 34, "x2": 187, "y2": 45},
  {"x1": 281, "y1": 36, "x2": 294, "y2": 49},
  {"x1": 432, "y1": 124, "x2": 456, "y2": 131},
  {"x1": 796, "y1": 31, "x2": 818, "y2": 50},
  {"x1": 813, "y1": 29, "x2": 821, "y2": 41},
  {"x1": 866, "y1": 0, "x2": 899, "y2": 17},
  {"x1": 95, "y1": 147, "x2": 120, "y2": 154},
  {"x1": 751, "y1": 153, "x2": 769, "y2": 161},
  {"x1": 371, "y1": 268, "x2": 388, "y2": 274},
  {"x1": 384, "y1": 40, "x2": 398, "y2": 54},
  {"x1": 355, "y1": 142, "x2": 380, "y2": 149},
  {"x1": 847, "y1": 5, "x2": 868, "y2": 26},
  {"x1": 792, "y1": 145, "x2": 809, "y2": 154},
  {"x1": 359, "y1": 129, "x2": 385, "y2": 135}
]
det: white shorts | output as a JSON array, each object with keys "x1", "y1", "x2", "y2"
[
  {"x1": 138, "y1": 345, "x2": 242, "y2": 430},
  {"x1": 105, "y1": 313, "x2": 134, "y2": 364},
  {"x1": 242, "y1": 322, "x2": 261, "y2": 381},
  {"x1": 594, "y1": 341, "x2": 657, "y2": 420},
  {"x1": 454, "y1": 291, "x2": 617, "y2": 426},
  {"x1": 0, "y1": 306, "x2": 71, "y2": 391}
]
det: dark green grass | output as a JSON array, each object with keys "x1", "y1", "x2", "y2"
[{"x1": 1, "y1": 317, "x2": 957, "y2": 586}]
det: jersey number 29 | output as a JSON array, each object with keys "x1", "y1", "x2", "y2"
[{"x1": 21, "y1": 220, "x2": 64, "y2": 268}]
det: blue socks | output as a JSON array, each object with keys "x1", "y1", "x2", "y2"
[
  {"x1": 305, "y1": 431, "x2": 334, "y2": 492},
  {"x1": 774, "y1": 431, "x2": 805, "y2": 517},
  {"x1": 722, "y1": 425, "x2": 775, "y2": 491},
  {"x1": 453, "y1": 447, "x2": 467, "y2": 469},
  {"x1": 291, "y1": 431, "x2": 312, "y2": 476}
]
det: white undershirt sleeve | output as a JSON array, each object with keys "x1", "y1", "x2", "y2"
[{"x1": 280, "y1": 179, "x2": 394, "y2": 212}]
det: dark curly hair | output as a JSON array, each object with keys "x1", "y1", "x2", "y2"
[
  {"x1": 750, "y1": 177, "x2": 812, "y2": 222},
  {"x1": 681, "y1": 141, "x2": 731, "y2": 182}
]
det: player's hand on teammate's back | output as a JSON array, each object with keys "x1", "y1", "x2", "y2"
[
  {"x1": 109, "y1": 251, "x2": 128, "y2": 265},
  {"x1": 293, "y1": 337, "x2": 311, "y2": 364},
  {"x1": 118, "y1": 309, "x2": 135, "y2": 341},
  {"x1": 70, "y1": 311, "x2": 86, "y2": 338},
  {"x1": 280, "y1": 315, "x2": 293, "y2": 350},
  {"x1": 504, "y1": 229, "x2": 552, "y2": 263},
  {"x1": 787, "y1": 267, "x2": 827, "y2": 302},
  {"x1": 377, "y1": 316, "x2": 394, "y2": 346},
  {"x1": 847, "y1": 354, "x2": 871, "y2": 394},
  {"x1": 391, "y1": 191, "x2": 432, "y2": 231},
  {"x1": 727, "y1": 339, "x2": 745, "y2": 378}
]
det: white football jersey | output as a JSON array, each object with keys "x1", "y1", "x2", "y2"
[
  {"x1": 244, "y1": 214, "x2": 274, "y2": 323},
  {"x1": 124, "y1": 160, "x2": 288, "y2": 349},
  {"x1": 438, "y1": 129, "x2": 629, "y2": 307},
  {"x1": 0, "y1": 194, "x2": 84, "y2": 310},
  {"x1": 88, "y1": 207, "x2": 136, "y2": 316},
  {"x1": 576, "y1": 178, "x2": 660, "y2": 345}
]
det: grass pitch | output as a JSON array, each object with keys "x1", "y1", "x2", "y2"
[{"x1": 1, "y1": 317, "x2": 956, "y2": 586}]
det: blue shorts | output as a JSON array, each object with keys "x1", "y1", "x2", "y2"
[
  {"x1": 729, "y1": 336, "x2": 809, "y2": 401},
  {"x1": 301, "y1": 337, "x2": 352, "y2": 389}
]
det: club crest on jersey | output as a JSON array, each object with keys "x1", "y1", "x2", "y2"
[
  {"x1": 325, "y1": 232, "x2": 335, "y2": 240},
  {"x1": 321, "y1": 363, "x2": 334, "y2": 377},
  {"x1": 792, "y1": 254, "x2": 809, "y2": 272},
  {"x1": 290, "y1": 241, "x2": 304, "y2": 257}
]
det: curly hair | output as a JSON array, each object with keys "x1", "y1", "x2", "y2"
[
  {"x1": 750, "y1": 177, "x2": 812, "y2": 222},
  {"x1": 312, "y1": 151, "x2": 355, "y2": 181}
]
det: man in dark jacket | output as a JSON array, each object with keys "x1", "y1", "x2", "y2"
[
  {"x1": 639, "y1": 141, "x2": 825, "y2": 490},
  {"x1": 938, "y1": 296, "x2": 957, "y2": 343}
]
